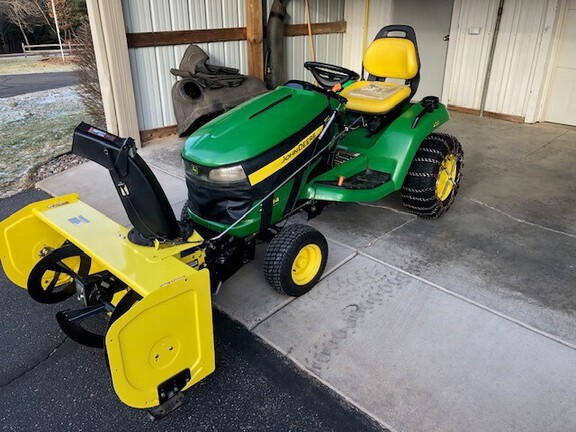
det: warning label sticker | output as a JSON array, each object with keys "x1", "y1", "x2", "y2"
[{"x1": 68, "y1": 215, "x2": 90, "y2": 226}]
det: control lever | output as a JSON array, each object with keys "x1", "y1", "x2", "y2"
[{"x1": 411, "y1": 96, "x2": 439, "y2": 129}]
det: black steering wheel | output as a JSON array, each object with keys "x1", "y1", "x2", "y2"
[{"x1": 304, "y1": 62, "x2": 360, "y2": 90}]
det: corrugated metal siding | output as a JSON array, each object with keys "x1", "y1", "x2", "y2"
[
  {"x1": 123, "y1": 0, "x2": 344, "y2": 130},
  {"x1": 265, "y1": 0, "x2": 345, "y2": 81},
  {"x1": 447, "y1": 0, "x2": 551, "y2": 117},
  {"x1": 342, "y1": 0, "x2": 393, "y2": 73},
  {"x1": 484, "y1": 0, "x2": 550, "y2": 116},
  {"x1": 446, "y1": 0, "x2": 499, "y2": 109},
  {"x1": 122, "y1": 0, "x2": 247, "y2": 130}
]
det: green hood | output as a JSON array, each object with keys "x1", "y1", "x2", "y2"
[{"x1": 182, "y1": 86, "x2": 329, "y2": 167}]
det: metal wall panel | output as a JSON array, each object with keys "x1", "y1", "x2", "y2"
[
  {"x1": 446, "y1": 0, "x2": 499, "y2": 110},
  {"x1": 122, "y1": 0, "x2": 248, "y2": 130},
  {"x1": 342, "y1": 0, "x2": 393, "y2": 73},
  {"x1": 484, "y1": 0, "x2": 550, "y2": 117},
  {"x1": 447, "y1": 0, "x2": 551, "y2": 118},
  {"x1": 265, "y1": 0, "x2": 345, "y2": 81}
]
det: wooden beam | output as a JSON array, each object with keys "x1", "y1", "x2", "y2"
[
  {"x1": 125, "y1": 22, "x2": 347, "y2": 50},
  {"x1": 126, "y1": 27, "x2": 247, "y2": 48},
  {"x1": 483, "y1": 110, "x2": 525, "y2": 123},
  {"x1": 284, "y1": 21, "x2": 347, "y2": 37},
  {"x1": 246, "y1": 0, "x2": 264, "y2": 80},
  {"x1": 447, "y1": 105, "x2": 478, "y2": 116},
  {"x1": 140, "y1": 125, "x2": 179, "y2": 143},
  {"x1": 448, "y1": 105, "x2": 525, "y2": 123}
]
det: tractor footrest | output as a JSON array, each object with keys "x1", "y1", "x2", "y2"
[{"x1": 318, "y1": 170, "x2": 391, "y2": 190}]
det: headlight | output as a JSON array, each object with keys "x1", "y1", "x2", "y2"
[{"x1": 207, "y1": 165, "x2": 247, "y2": 184}]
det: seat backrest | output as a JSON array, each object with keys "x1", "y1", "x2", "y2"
[{"x1": 363, "y1": 25, "x2": 420, "y2": 97}]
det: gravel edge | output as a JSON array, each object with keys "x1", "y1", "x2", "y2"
[{"x1": 0, "y1": 153, "x2": 86, "y2": 199}]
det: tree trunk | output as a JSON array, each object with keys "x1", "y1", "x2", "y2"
[
  {"x1": 15, "y1": 16, "x2": 30, "y2": 46},
  {"x1": 32, "y1": 0, "x2": 56, "y2": 33}
]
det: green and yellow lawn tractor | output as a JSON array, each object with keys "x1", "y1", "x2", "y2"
[{"x1": 0, "y1": 25, "x2": 463, "y2": 416}]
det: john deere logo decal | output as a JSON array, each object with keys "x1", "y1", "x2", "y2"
[
  {"x1": 191, "y1": 165, "x2": 199, "y2": 175},
  {"x1": 281, "y1": 128, "x2": 321, "y2": 163},
  {"x1": 248, "y1": 125, "x2": 324, "y2": 186}
]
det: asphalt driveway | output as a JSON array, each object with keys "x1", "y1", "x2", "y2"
[
  {"x1": 0, "y1": 72, "x2": 77, "y2": 98},
  {"x1": 0, "y1": 190, "x2": 384, "y2": 432}
]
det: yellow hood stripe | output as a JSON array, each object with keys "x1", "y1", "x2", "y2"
[{"x1": 248, "y1": 125, "x2": 324, "y2": 186}]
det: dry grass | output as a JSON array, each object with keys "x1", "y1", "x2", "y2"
[
  {"x1": 71, "y1": 21, "x2": 105, "y2": 127},
  {"x1": 0, "y1": 55, "x2": 78, "y2": 75},
  {"x1": 0, "y1": 87, "x2": 87, "y2": 196}
]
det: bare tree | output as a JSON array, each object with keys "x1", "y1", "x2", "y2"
[
  {"x1": 33, "y1": 0, "x2": 56, "y2": 33},
  {"x1": 73, "y1": 20, "x2": 105, "y2": 127},
  {"x1": 0, "y1": 7, "x2": 13, "y2": 50},
  {"x1": 47, "y1": 0, "x2": 71, "y2": 39},
  {"x1": 0, "y1": 0, "x2": 51, "y2": 45}
]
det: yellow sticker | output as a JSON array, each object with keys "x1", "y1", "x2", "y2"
[
  {"x1": 248, "y1": 125, "x2": 324, "y2": 186},
  {"x1": 260, "y1": 197, "x2": 281, "y2": 212},
  {"x1": 433, "y1": 120, "x2": 440, "y2": 128}
]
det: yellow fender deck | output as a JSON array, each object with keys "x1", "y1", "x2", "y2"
[{"x1": 0, "y1": 194, "x2": 215, "y2": 408}]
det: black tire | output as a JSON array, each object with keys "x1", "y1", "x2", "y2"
[
  {"x1": 263, "y1": 224, "x2": 328, "y2": 297},
  {"x1": 401, "y1": 132, "x2": 464, "y2": 218},
  {"x1": 27, "y1": 243, "x2": 91, "y2": 304}
]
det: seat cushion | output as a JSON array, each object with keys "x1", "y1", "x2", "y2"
[{"x1": 340, "y1": 81, "x2": 411, "y2": 114}]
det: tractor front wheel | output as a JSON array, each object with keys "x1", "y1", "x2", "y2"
[
  {"x1": 263, "y1": 224, "x2": 328, "y2": 296},
  {"x1": 401, "y1": 133, "x2": 464, "y2": 218}
]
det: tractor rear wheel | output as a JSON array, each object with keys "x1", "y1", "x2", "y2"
[
  {"x1": 401, "y1": 133, "x2": 464, "y2": 218},
  {"x1": 263, "y1": 224, "x2": 328, "y2": 296}
]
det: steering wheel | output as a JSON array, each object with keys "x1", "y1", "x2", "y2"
[{"x1": 304, "y1": 62, "x2": 359, "y2": 90}]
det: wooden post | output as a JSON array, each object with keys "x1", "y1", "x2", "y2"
[
  {"x1": 246, "y1": 0, "x2": 264, "y2": 80},
  {"x1": 86, "y1": 0, "x2": 141, "y2": 146}
]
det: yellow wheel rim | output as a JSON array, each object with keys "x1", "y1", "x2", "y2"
[
  {"x1": 291, "y1": 244, "x2": 322, "y2": 286},
  {"x1": 436, "y1": 154, "x2": 458, "y2": 201}
]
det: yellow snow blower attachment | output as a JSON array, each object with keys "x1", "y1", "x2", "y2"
[
  {"x1": 0, "y1": 193, "x2": 214, "y2": 410},
  {"x1": 0, "y1": 124, "x2": 215, "y2": 416}
]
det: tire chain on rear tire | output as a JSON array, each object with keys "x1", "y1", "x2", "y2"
[{"x1": 401, "y1": 132, "x2": 464, "y2": 219}]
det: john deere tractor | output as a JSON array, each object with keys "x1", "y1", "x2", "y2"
[{"x1": 0, "y1": 25, "x2": 462, "y2": 415}]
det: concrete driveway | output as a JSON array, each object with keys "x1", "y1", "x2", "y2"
[{"x1": 12, "y1": 112, "x2": 576, "y2": 431}]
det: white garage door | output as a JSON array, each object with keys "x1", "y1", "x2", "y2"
[{"x1": 544, "y1": 0, "x2": 576, "y2": 126}]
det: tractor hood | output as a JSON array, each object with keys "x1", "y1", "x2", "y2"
[{"x1": 182, "y1": 86, "x2": 330, "y2": 167}]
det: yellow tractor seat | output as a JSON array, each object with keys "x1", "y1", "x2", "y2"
[
  {"x1": 342, "y1": 26, "x2": 420, "y2": 115},
  {"x1": 340, "y1": 81, "x2": 411, "y2": 114}
]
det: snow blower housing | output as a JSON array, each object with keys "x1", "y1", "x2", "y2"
[{"x1": 0, "y1": 25, "x2": 463, "y2": 416}]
